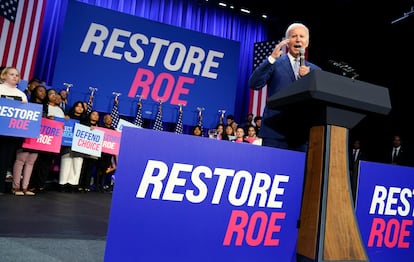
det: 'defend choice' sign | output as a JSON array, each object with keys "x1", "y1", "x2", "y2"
[
  {"x1": 53, "y1": 1, "x2": 240, "y2": 129},
  {"x1": 356, "y1": 161, "x2": 414, "y2": 262},
  {"x1": 105, "y1": 127, "x2": 306, "y2": 262}
]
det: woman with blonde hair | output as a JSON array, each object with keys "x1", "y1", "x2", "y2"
[{"x1": 0, "y1": 67, "x2": 28, "y2": 195}]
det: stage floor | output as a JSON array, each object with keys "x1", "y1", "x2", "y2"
[{"x1": 0, "y1": 188, "x2": 112, "y2": 262}]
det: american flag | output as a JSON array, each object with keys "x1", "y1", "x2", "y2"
[
  {"x1": 153, "y1": 101, "x2": 163, "y2": 131},
  {"x1": 197, "y1": 108, "x2": 204, "y2": 133},
  {"x1": 133, "y1": 99, "x2": 143, "y2": 127},
  {"x1": 197, "y1": 116, "x2": 203, "y2": 133},
  {"x1": 0, "y1": 0, "x2": 46, "y2": 80},
  {"x1": 174, "y1": 105, "x2": 183, "y2": 134},
  {"x1": 249, "y1": 40, "x2": 277, "y2": 119},
  {"x1": 86, "y1": 95, "x2": 93, "y2": 114},
  {"x1": 110, "y1": 101, "x2": 120, "y2": 129}
]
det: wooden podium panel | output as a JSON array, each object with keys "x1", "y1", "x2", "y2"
[
  {"x1": 297, "y1": 125, "x2": 368, "y2": 261},
  {"x1": 324, "y1": 126, "x2": 367, "y2": 260},
  {"x1": 297, "y1": 126, "x2": 324, "y2": 258}
]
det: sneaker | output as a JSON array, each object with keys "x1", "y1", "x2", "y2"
[
  {"x1": 13, "y1": 191, "x2": 24, "y2": 196},
  {"x1": 23, "y1": 190, "x2": 35, "y2": 196}
]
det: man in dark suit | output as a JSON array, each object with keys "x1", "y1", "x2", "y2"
[
  {"x1": 388, "y1": 135, "x2": 411, "y2": 166},
  {"x1": 349, "y1": 139, "x2": 367, "y2": 203},
  {"x1": 248, "y1": 22, "x2": 321, "y2": 151}
]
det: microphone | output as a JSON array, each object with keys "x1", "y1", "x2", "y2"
[
  {"x1": 299, "y1": 48, "x2": 305, "y2": 66},
  {"x1": 327, "y1": 60, "x2": 359, "y2": 79}
]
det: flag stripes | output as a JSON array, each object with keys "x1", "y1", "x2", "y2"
[
  {"x1": 249, "y1": 40, "x2": 277, "y2": 118},
  {"x1": 249, "y1": 86, "x2": 267, "y2": 121},
  {"x1": 0, "y1": 0, "x2": 46, "y2": 80}
]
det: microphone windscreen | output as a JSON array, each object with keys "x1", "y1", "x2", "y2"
[{"x1": 299, "y1": 48, "x2": 305, "y2": 66}]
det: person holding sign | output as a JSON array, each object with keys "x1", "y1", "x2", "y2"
[
  {"x1": 12, "y1": 85, "x2": 47, "y2": 196},
  {"x1": 0, "y1": 67, "x2": 28, "y2": 102},
  {"x1": 59, "y1": 101, "x2": 88, "y2": 192},
  {"x1": 24, "y1": 77, "x2": 43, "y2": 101},
  {"x1": 0, "y1": 67, "x2": 28, "y2": 195},
  {"x1": 46, "y1": 88, "x2": 65, "y2": 120},
  {"x1": 95, "y1": 114, "x2": 116, "y2": 193},
  {"x1": 29, "y1": 88, "x2": 65, "y2": 193},
  {"x1": 78, "y1": 110, "x2": 100, "y2": 192}
]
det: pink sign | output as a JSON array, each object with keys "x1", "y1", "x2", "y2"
[
  {"x1": 22, "y1": 118, "x2": 64, "y2": 153},
  {"x1": 95, "y1": 127, "x2": 121, "y2": 156}
]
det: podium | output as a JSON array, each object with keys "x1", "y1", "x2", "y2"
[{"x1": 267, "y1": 70, "x2": 391, "y2": 262}]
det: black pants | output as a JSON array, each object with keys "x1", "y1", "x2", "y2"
[
  {"x1": 0, "y1": 136, "x2": 22, "y2": 193},
  {"x1": 95, "y1": 153, "x2": 113, "y2": 191},
  {"x1": 79, "y1": 157, "x2": 97, "y2": 190},
  {"x1": 29, "y1": 152, "x2": 56, "y2": 190}
]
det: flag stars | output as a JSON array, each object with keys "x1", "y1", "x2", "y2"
[{"x1": 0, "y1": 0, "x2": 18, "y2": 22}]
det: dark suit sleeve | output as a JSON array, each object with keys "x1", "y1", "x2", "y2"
[
  {"x1": 248, "y1": 58, "x2": 274, "y2": 90},
  {"x1": 398, "y1": 148, "x2": 413, "y2": 166}
]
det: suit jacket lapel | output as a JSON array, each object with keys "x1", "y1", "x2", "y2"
[{"x1": 280, "y1": 55, "x2": 296, "y2": 81}]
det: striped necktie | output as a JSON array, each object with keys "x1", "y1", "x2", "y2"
[
  {"x1": 293, "y1": 58, "x2": 300, "y2": 79},
  {"x1": 392, "y1": 148, "x2": 398, "y2": 163}
]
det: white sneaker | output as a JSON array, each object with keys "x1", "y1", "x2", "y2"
[
  {"x1": 13, "y1": 191, "x2": 24, "y2": 196},
  {"x1": 24, "y1": 190, "x2": 35, "y2": 196}
]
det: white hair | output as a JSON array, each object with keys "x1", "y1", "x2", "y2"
[{"x1": 285, "y1": 23, "x2": 309, "y2": 39}]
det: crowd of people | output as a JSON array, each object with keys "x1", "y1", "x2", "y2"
[
  {"x1": 191, "y1": 113, "x2": 263, "y2": 145},
  {"x1": 0, "y1": 65, "x2": 265, "y2": 196},
  {"x1": 0, "y1": 66, "x2": 115, "y2": 196}
]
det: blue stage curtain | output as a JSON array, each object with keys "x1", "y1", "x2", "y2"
[{"x1": 34, "y1": 0, "x2": 269, "y2": 124}]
